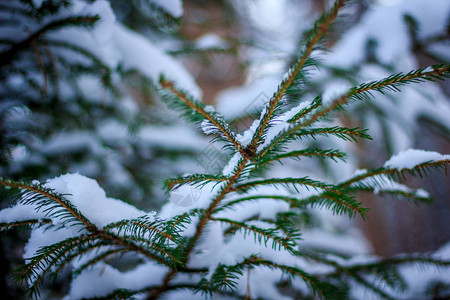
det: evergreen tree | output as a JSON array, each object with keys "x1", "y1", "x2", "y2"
[{"x1": 1, "y1": 0, "x2": 450, "y2": 299}]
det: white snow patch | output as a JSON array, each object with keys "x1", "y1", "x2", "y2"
[
  {"x1": 195, "y1": 33, "x2": 227, "y2": 49},
  {"x1": 0, "y1": 204, "x2": 46, "y2": 223},
  {"x1": 24, "y1": 226, "x2": 76, "y2": 260},
  {"x1": 201, "y1": 119, "x2": 215, "y2": 135},
  {"x1": 384, "y1": 149, "x2": 450, "y2": 171},
  {"x1": 44, "y1": 173, "x2": 151, "y2": 228},
  {"x1": 236, "y1": 118, "x2": 260, "y2": 146},
  {"x1": 81, "y1": 0, "x2": 116, "y2": 46},
  {"x1": 69, "y1": 261, "x2": 168, "y2": 299},
  {"x1": 222, "y1": 153, "x2": 243, "y2": 176},
  {"x1": 114, "y1": 24, "x2": 201, "y2": 99},
  {"x1": 150, "y1": 0, "x2": 183, "y2": 18}
]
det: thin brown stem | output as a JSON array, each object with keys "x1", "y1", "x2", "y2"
[
  {"x1": 160, "y1": 79, "x2": 245, "y2": 155},
  {"x1": 249, "y1": 0, "x2": 347, "y2": 149}
]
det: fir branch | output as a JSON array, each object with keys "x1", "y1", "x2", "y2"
[
  {"x1": 346, "y1": 256, "x2": 450, "y2": 273},
  {"x1": 232, "y1": 177, "x2": 335, "y2": 193},
  {"x1": 182, "y1": 159, "x2": 249, "y2": 255},
  {"x1": 3, "y1": 0, "x2": 445, "y2": 298},
  {"x1": 231, "y1": 178, "x2": 367, "y2": 218},
  {"x1": 51, "y1": 244, "x2": 117, "y2": 282},
  {"x1": 102, "y1": 233, "x2": 176, "y2": 268},
  {"x1": 166, "y1": 209, "x2": 204, "y2": 231},
  {"x1": 0, "y1": 178, "x2": 97, "y2": 231},
  {"x1": 210, "y1": 217, "x2": 298, "y2": 254},
  {"x1": 0, "y1": 179, "x2": 179, "y2": 273},
  {"x1": 300, "y1": 64, "x2": 450, "y2": 130},
  {"x1": 104, "y1": 216, "x2": 179, "y2": 243},
  {"x1": 165, "y1": 174, "x2": 230, "y2": 191},
  {"x1": 119, "y1": 235, "x2": 181, "y2": 264},
  {"x1": 349, "y1": 186, "x2": 432, "y2": 204},
  {"x1": 301, "y1": 191, "x2": 368, "y2": 218},
  {"x1": 328, "y1": 255, "x2": 450, "y2": 299},
  {"x1": 347, "y1": 271, "x2": 396, "y2": 300},
  {"x1": 259, "y1": 65, "x2": 448, "y2": 159},
  {"x1": 196, "y1": 263, "x2": 245, "y2": 295},
  {"x1": 257, "y1": 148, "x2": 347, "y2": 167},
  {"x1": 248, "y1": 0, "x2": 348, "y2": 149},
  {"x1": 288, "y1": 96, "x2": 322, "y2": 123},
  {"x1": 30, "y1": 38, "x2": 48, "y2": 96},
  {"x1": 257, "y1": 126, "x2": 371, "y2": 161},
  {"x1": 217, "y1": 195, "x2": 301, "y2": 212},
  {"x1": 0, "y1": 219, "x2": 52, "y2": 232},
  {"x1": 246, "y1": 257, "x2": 326, "y2": 296},
  {"x1": 159, "y1": 78, "x2": 244, "y2": 154},
  {"x1": 18, "y1": 233, "x2": 103, "y2": 298},
  {"x1": 84, "y1": 283, "x2": 206, "y2": 300},
  {"x1": 339, "y1": 159, "x2": 450, "y2": 188},
  {"x1": 294, "y1": 126, "x2": 372, "y2": 142},
  {"x1": 349, "y1": 65, "x2": 450, "y2": 102}
]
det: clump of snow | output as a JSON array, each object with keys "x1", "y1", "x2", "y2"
[
  {"x1": 204, "y1": 105, "x2": 215, "y2": 113},
  {"x1": 114, "y1": 24, "x2": 201, "y2": 99},
  {"x1": 0, "y1": 204, "x2": 46, "y2": 224},
  {"x1": 222, "y1": 153, "x2": 243, "y2": 176},
  {"x1": 201, "y1": 119, "x2": 216, "y2": 135},
  {"x1": 44, "y1": 173, "x2": 150, "y2": 228},
  {"x1": 301, "y1": 229, "x2": 371, "y2": 256},
  {"x1": 23, "y1": 227, "x2": 77, "y2": 263},
  {"x1": 150, "y1": 0, "x2": 183, "y2": 18},
  {"x1": 415, "y1": 188, "x2": 430, "y2": 198},
  {"x1": 236, "y1": 118, "x2": 261, "y2": 146},
  {"x1": 69, "y1": 261, "x2": 168, "y2": 299},
  {"x1": 81, "y1": 0, "x2": 116, "y2": 46},
  {"x1": 195, "y1": 33, "x2": 228, "y2": 49},
  {"x1": 384, "y1": 149, "x2": 450, "y2": 171}
]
